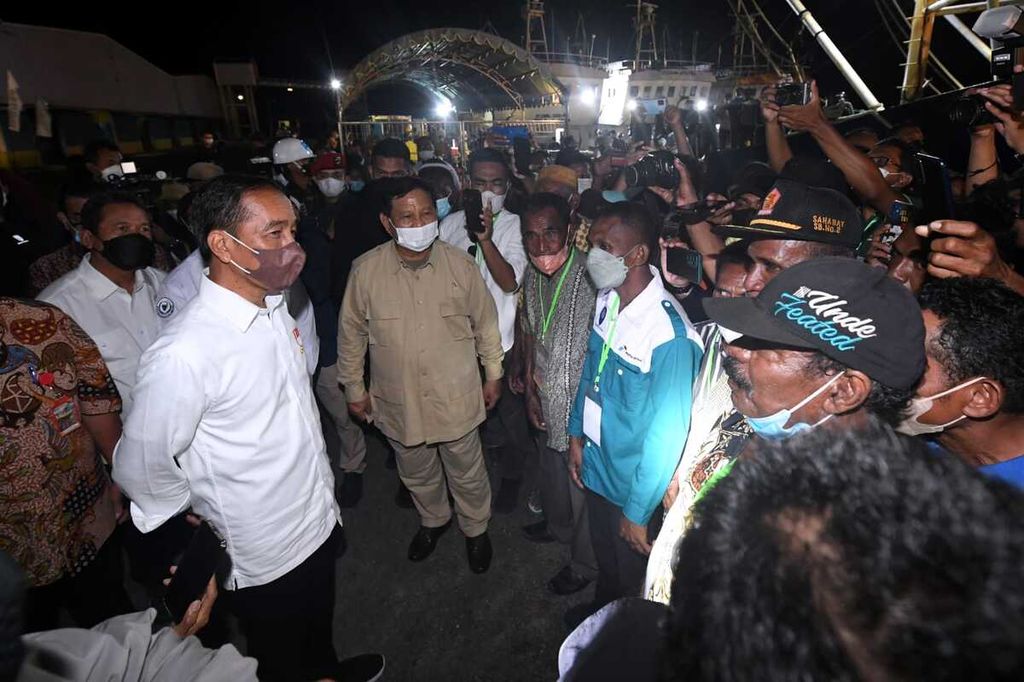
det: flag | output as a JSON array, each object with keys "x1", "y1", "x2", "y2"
[
  {"x1": 7, "y1": 71, "x2": 22, "y2": 133},
  {"x1": 36, "y1": 99, "x2": 51, "y2": 138}
]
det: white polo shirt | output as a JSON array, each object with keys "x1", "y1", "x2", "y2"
[
  {"x1": 439, "y1": 209, "x2": 527, "y2": 352},
  {"x1": 113, "y1": 275, "x2": 339, "y2": 590},
  {"x1": 39, "y1": 254, "x2": 165, "y2": 417},
  {"x1": 154, "y1": 250, "x2": 319, "y2": 376}
]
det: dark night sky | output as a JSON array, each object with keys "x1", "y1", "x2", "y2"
[{"x1": 3, "y1": 0, "x2": 994, "y2": 116}]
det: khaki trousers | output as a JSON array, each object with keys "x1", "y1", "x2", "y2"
[
  {"x1": 314, "y1": 362, "x2": 367, "y2": 473},
  {"x1": 387, "y1": 429, "x2": 492, "y2": 537}
]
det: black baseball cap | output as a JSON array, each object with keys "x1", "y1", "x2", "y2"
[
  {"x1": 703, "y1": 257, "x2": 925, "y2": 389},
  {"x1": 713, "y1": 178, "x2": 862, "y2": 248},
  {"x1": 727, "y1": 162, "x2": 776, "y2": 201}
]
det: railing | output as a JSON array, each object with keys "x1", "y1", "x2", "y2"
[{"x1": 530, "y1": 52, "x2": 609, "y2": 69}]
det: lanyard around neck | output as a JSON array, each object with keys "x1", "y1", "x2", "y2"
[
  {"x1": 594, "y1": 293, "x2": 620, "y2": 389},
  {"x1": 537, "y1": 249, "x2": 576, "y2": 340}
]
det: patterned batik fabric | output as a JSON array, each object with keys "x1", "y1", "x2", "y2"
[{"x1": 0, "y1": 298, "x2": 121, "y2": 586}]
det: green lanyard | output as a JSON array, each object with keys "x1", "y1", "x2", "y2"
[
  {"x1": 594, "y1": 294, "x2": 620, "y2": 390},
  {"x1": 537, "y1": 249, "x2": 576, "y2": 340}
]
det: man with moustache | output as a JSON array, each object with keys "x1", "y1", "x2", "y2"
[{"x1": 518, "y1": 193, "x2": 598, "y2": 596}]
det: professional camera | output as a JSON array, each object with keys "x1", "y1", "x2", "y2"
[
  {"x1": 623, "y1": 150, "x2": 680, "y2": 189},
  {"x1": 949, "y1": 94, "x2": 996, "y2": 127},
  {"x1": 774, "y1": 82, "x2": 811, "y2": 107},
  {"x1": 972, "y1": 6, "x2": 1024, "y2": 110}
]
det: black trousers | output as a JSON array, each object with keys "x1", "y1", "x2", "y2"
[
  {"x1": 24, "y1": 529, "x2": 133, "y2": 632},
  {"x1": 586, "y1": 489, "x2": 660, "y2": 608},
  {"x1": 225, "y1": 524, "x2": 341, "y2": 682}
]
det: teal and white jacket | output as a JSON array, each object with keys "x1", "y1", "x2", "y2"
[{"x1": 568, "y1": 268, "x2": 704, "y2": 525}]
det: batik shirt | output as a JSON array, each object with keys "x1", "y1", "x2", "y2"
[{"x1": 0, "y1": 298, "x2": 121, "y2": 586}]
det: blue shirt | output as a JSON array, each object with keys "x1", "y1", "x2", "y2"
[
  {"x1": 568, "y1": 270, "x2": 704, "y2": 525},
  {"x1": 980, "y1": 455, "x2": 1024, "y2": 490}
]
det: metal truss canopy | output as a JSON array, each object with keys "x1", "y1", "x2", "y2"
[{"x1": 340, "y1": 27, "x2": 565, "y2": 112}]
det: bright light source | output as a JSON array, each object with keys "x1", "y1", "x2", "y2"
[
  {"x1": 287, "y1": 87, "x2": 294, "y2": 92},
  {"x1": 435, "y1": 99, "x2": 454, "y2": 118},
  {"x1": 580, "y1": 87, "x2": 597, "y2": 106},
  {"x1": 330, "y1": 78, "x2": 342, "y2": 90},
  {"x1": 236, "y1": 94, "x2": 244, "y2": 101},
  {"x1": 695, "y1": 99, "x2": 709, "y2": 112},
  {"x1": 715, "y1": 123, "x2": 721, "y2": 132},
  {"x1": 626, "y1": 99, "x2": 638, "y2": 111}
]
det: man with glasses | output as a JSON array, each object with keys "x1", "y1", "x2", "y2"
[{"x1": 440, "y1": 148, "x2": 530, "y2": 513}]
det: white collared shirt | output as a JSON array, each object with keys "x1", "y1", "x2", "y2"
[
  {"x1": 154, "y1": 250, "x2": 320, "y2": 376},
  {"x1": 440, "y1": 209, "x2": 527, "y2": 352},
  {"x1": 112, "y1": 276, "x2": 339, "y2": 590},
  {"x1": 39, "y1": 254, "x2": 165, "y2": 417}
]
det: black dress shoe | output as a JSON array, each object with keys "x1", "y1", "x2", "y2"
[
  {"x1": 465, "y1": 532, "x2": 493, "y2": 574},
  {"x1": 407, "y1": 521, "x2": 451, "y2": 561},
  {"x1": 522, "y1": 520, "x2": 556, "y2": 544},
  {"x1": 395, "y1": 482, "x2": 415, "y2": 509},
  {"x1": 338, "y1": 472, "x2": 363, "y2": 508},
  {"x1": 547, "y1": 565, "x2": 592, "y2": 596}
]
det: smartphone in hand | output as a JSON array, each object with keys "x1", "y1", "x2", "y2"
[
  {"x1": 162, "y1": 521, "x2": 228, "y2": 623},
  {"x1": 666, "y1": 247, "x2": 703, "y2": 283},
  {"x1": 463, "y1": 189, "x2": 485, "y2": 236}
]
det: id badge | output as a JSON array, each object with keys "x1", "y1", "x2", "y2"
[
  {"x1": 49, "y1": 394, "x2": 81, "y2": 436},
  {"x1": 583, "y1": 384, "x2": 602, "y2": 447}
]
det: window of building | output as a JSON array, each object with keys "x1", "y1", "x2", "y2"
[
  {"x1": 667, "y1": 86, "x2": 676, "y2": 98},
  {"x1": 700, "y1": 86, "x2": 708, "y2": 97},
  {"x1": 642, "y1": 86, "x2": 652, "y2": 97},
  {"x1": 655, "y1": 86, "x2": 664, "y2": 97},
  {"x1": 630, "y1": 86, "x2": 639, "y2": 97},
  {"x1": 690, "y1": 85, "x2": 698, "y2": 96}
]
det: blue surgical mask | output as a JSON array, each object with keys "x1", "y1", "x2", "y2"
[
  {"x1": 744, "y1": 372, "x2": 844, "y2": 441},
  {"x1": 349, "y1": 180, "x2": 365, "y2": 193},
  {"x1": 436, "y1": 195, "x2": 452, "y2": 220}
]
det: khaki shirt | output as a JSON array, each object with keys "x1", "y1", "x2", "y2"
[{"x1": 338, "y1": 240, "x2": 504, "y2": 446}]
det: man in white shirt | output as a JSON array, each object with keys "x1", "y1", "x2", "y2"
[
  {"x1": 112, "y1": 176, "x2": 382, "y2": 682},
  {"x1": 439, "y1": 148, "x2": 532, "y2": 513},
  {"x1": 153, "y1": 250, "x2": 319, "y2": 376},
  {"x1": 39, "y1": 193, "x2": 165, "y2": 418}
]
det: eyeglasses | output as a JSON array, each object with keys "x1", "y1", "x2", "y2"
[{"x1": 869, "y1": 155, "x2": 897, "y2": 169}]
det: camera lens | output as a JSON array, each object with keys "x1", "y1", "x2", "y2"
[
  {"x1": 949, "y1": 95, "x2": 992, "y2": 127},
  {"x1": 624, "y1": 151, "x2": 680, "y2": 189}
]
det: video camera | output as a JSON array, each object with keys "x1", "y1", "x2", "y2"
[
  {"x1": 102, "y1": 163, "x2": 170, "y2": 211},
  {"x1": 623, "y1": 150, "x2": 681, "y2": 189},
  {"x1": 951, "y1": 6, "x2": 1024, "y2": 126}
]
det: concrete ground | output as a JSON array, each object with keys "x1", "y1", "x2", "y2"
[{"x1": 332, "y1": 434, "x2": 592, "y2": 681}]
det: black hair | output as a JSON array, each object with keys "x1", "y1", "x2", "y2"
[
  {"x1": 83, "y1": 139, "x2": 120, "y2": 165},
  {"x1": 58, "y1": 181, "x2": 104, "y2": 211},
  {"x1": 376, "y1": 177, "x2": 435, "y2": 216},
  {"x1": 663, "y1": 419, "x2": 1024, "y2": 682},
  {"x1": 522, "y1": 192, "x2": 571, "y2": 232},
  {"x1": 79, "y1": 192, "x2": 148, "y2": 234},
  {"x1": 417, "y1": 165, "x2": 455, "y2": 194},
  {"x1": 371, "y1": 137, "x2": 411, "y2": 163},
  {"x1": 918, "y1": 277, "x2": 1024, "y2": 414},
  {"x1": 595, "y1": 201, "x2": 657, "y2": 262},
  {"x1": 190, "y1": 174, "x2": 282, "y2": 261},
  {"x1": 715, "y1": 240, "x2": 752, "y2": 276},
  {"x1": 807, "y1": 353, "x2": 915, "y2": 425},
  {"x1": 468, "y1": 148, "x2": 511, "y2": 175}
]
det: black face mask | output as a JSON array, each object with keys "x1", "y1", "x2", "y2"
[
  {"x1": 731, "y1": 207, "x2": 758, "y2": 227},
  {"x1": 100, "y1": 233, "x2": 155, "y2": 271}
]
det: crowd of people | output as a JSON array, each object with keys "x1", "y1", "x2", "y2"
[{"x1": 1, "y1": 77, "x2": 1024, "y2": 681}]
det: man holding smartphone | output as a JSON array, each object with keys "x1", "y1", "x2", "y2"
[
  {"x1": 113, "y1": 176, "x2": 383, "y2": 682},
  {"x1": 439, "y1": 149, "x2": 531, "y2": 513}
]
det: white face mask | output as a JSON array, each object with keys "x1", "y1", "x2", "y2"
[
  {"x1": 897, "y1": 376, "x2": 988, "y2": 436},
  {"x1": 390, "y1": 219, "x2": 438, "y2": 252},
  {"x1": 316, "y1": 177, "x2": 347, "y2": 197},
  {"x1": 577, "y1": 177, "x2": 593, "y2": 193},
  {"x1": 100, "y1": 164, "x2": 124, "y2": 181},
  {"x1": 481, "y1": 190, "x2": 506, "y2": 213}
]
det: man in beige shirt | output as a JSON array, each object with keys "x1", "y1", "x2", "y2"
[{"x1": 339, "y1": 177, "x2": 504, "y2": 574}]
